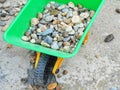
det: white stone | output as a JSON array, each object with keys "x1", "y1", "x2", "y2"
[
  {"x1": 80, "y1": 12, "x2": 89, "y2": 19},
  {"x1": 66, "y1": 26, "x2": 73, "y2": 32},
  {"x1": 22, "y1": 36, "x2": 29, "y2": 41},
  {"x1": 37, "y1": 28, "x2": 41, "y2": 33},
  {"x1": 69, "y1": 30, "x2": 75, "y2": 35},
  {"x1": 30, "y1": 39, "x2": 36, "y2": 43},
  {"x1": 72, "y1": 15, "x2": 81, "y2": 23}
]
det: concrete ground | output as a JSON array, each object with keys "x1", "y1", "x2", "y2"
[{"x1": 0, "y1": 0, "x2": 120, "y2": 90}]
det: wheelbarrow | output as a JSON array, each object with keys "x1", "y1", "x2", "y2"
[{"x1": 3, "y1": 0, "x2": 105, "y2": 87}]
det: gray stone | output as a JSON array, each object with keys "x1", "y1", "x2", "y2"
[
  {"x1": 41, "y1": 28, "x2": 54, "y2": 36},
  {"x1": 38, "y1": 24, "x2": 43, "y2": 28},
  {"x1": 74, "y1": 24, "x2": 84, "y2": 31},
  {"x1": 57, "y1": 13, "x2": 62, "y2": 21},
  {"x1": 30, "y1": 26, "x2": 37, "y2": 32},
  {"x1": 0, "y1": 21, "x2": 6, "y2": 26},
  {"x1": 52, "y1": 31, "x2": 58, "y2": 37},
  {"x1": 62, "y1": 8, "x2": 69, "y2": 13},
  {"x1": 63, "y1": 37, "x2": 71, "y2": 42},
  {"x1": 44, "y1": 36, "x2": 52, "y2": 45},
  {"x1": 25, "y1": 30, "x2": 31, "y2": 36},
  {"x1": 3, "y1": 1, "x2": 10, "y2": 8},
  {"x1": 58, "y1": 4, "x2": 66, "y2": 10},
  {"x1": 35, "y1": 39, "x2": 41, "y2": 44},
  {"x1": 110, "y1": 87, "x2": 118, "y2": 90},
  {"x1": 51, "y1": 41, "x2": 59, "y2": 50},
  {"x1": 54, "y1": 3, "x2": 60, "y2": 8},
  {"x1": 58, "y1": 42, "x2": 63, "y2": 47},
  {"x1": 8, "y1": 9, "x2": 16, "y2": 16},
  {"x1": 44, "y1": 15, "x2": 54, "y2": 22},
  {"x1": 1, "y1": 13, "x2": 6, "y2": 17},
  {"x1": 66, "y1": 11, "x2": 73, "y2": 18}
]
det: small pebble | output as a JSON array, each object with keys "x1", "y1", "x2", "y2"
[
  {"x1": 1, "y1": 16, "x2": 9, "y2": 21},
  {"x1": 31, "y1": 34, "x2": 37, "y2": 39},
  {"x1": 57, "y1": 74, "x2": 62, "y2": 78},
  {"x1": 110, "y1": 87, "x2": 118, "y2": 90},
  {"x1": 63, "y1": 42, "x2": 70, "y2": 46},
  {"x1": 80, "y1": 12, "x2": 89, "y2": 19},
  {"x1": 50, "y1": 9, "x2": 59, "y2": 15},
  {"x1": 39, "y1": 25, "x2": 47, "y2": 32},
  {"x1": 7, "y1": 44, "x2": 12, "y2": 48},
  {"x1": 51, "y1": 41, "x2": 59, "y2": 50},
  {"x1": 41, "y1": 28, "x2": 54, "y2": 35},
  {"x1": 72, "y1": 15, "x2": 81, "y2": 23},
  {"x1": 66, "y1": 11, "x2": 73, "y2": 18},
  {"x1": 56, "y1": 84, "x2": 61, "y2": 90},
  {"x1": 78, "y1": 4, "x2": 82, "y2": 8},
  {"x1": 104, "y1": 34, "x2": 114, "y2": 42},
  {"x1": 0, "y1": 21, "x2": 6, "y2": 26},
  {"x1": 25, "y1": 30, "x2": 31, "y2": 36},
  {"x1": 1, "y1": 24, "x2": 8, "y2": 32},
  {"x1": 36, "y1": 28, "x2": 41, "y2": 33},
  {"x1": 68, "y1": 2, "x2": 75, "y2": 8},
  {"x1": 45, "y1": 15, "x2": 54, "y2": 22},
  {"x1": 63, "y1": 37, "x2": 71, "y2": 42},
  {"x1": 66, "y1": 26, "x2": 73, "y2": 32},
  {"x1": 62, "y1": 70, "x2": 68, "y2": 75},
  {"x1": 69, "y1": 30, "x2": 75, "y2": 35},
  {"x1": 62, "y1": 8, "x2": 69, "y2": 13},
  {"x1": 36, "y1": 39, "x2": 41, "y2": 44},
  {"x1": 63, "y1": 46, "x2": 70, "y2": 52},
  {"x1": 1, "y1": 13, "x2": 6, "y2": 17},
  {"x1": 90, "y1": 10, "x2": 95, "y2": 18},
  {"x1": 41, "y1": 41, "x2": 50, "y2": 47},
  {"x1": 30, "y1": 39, "x2": 36, "y2": 43},
  {"x1": 44, "y1": 36, "x2": 52, "y2": 45},
  {"x1": 22, "y1": 36, "x2": 29, "y2": 41},
  {"x1": 30, "y1": 58, "x2": 35, "y2": 64},
  {"x1": 31, "y1": 18, "x2": 39, "y2": 26},
  {"x1": 115, "y1": 8, "x2": 120, "y2": 14},
  {"x1": 38, "y1": 12, "x2": 42, "y2": 19},
  {"x1": 20, "y1": 78, "x2": 28, "y2": 84}
]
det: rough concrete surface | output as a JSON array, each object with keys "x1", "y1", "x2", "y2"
[{"x1": 0, "y1": 0, "x2": 120, "y2": 90}]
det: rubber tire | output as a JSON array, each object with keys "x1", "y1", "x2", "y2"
[{"x1": 34, "y1": 54, "x2": 57, "y2": 86}]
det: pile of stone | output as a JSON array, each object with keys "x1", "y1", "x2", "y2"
[
  {"x1": 22, "y1": 1, "x2": 95, "y2": 53},
  {"x1": 0, "y1": 0, "x2": 26, "y2": 28}
]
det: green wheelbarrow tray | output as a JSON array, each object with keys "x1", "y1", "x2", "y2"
[{"x1": 3, "y1": 0, "x2": 105, "y2": 58}]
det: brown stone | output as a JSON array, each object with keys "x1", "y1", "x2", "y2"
[
  {"x1": 47, "y1": 82, "x2": 57, "y2": 90},
  {"x1": 7, "y1": 44, "x2": 12, "y2": 48},
  {"x1": 62, "y1": 70, "x2": 68, "y2": 75},
  {"x1": 1, "y1": 24, "x2": 8, "y2": 32}
]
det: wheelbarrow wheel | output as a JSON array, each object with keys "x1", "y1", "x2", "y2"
[{"x1": 34, "y1": 53, "x2": 57, "y2": 86}]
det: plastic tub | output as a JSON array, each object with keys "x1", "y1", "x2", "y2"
[{"x1": 3, "y1": 0, "x2": 105, "y2": 58}]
